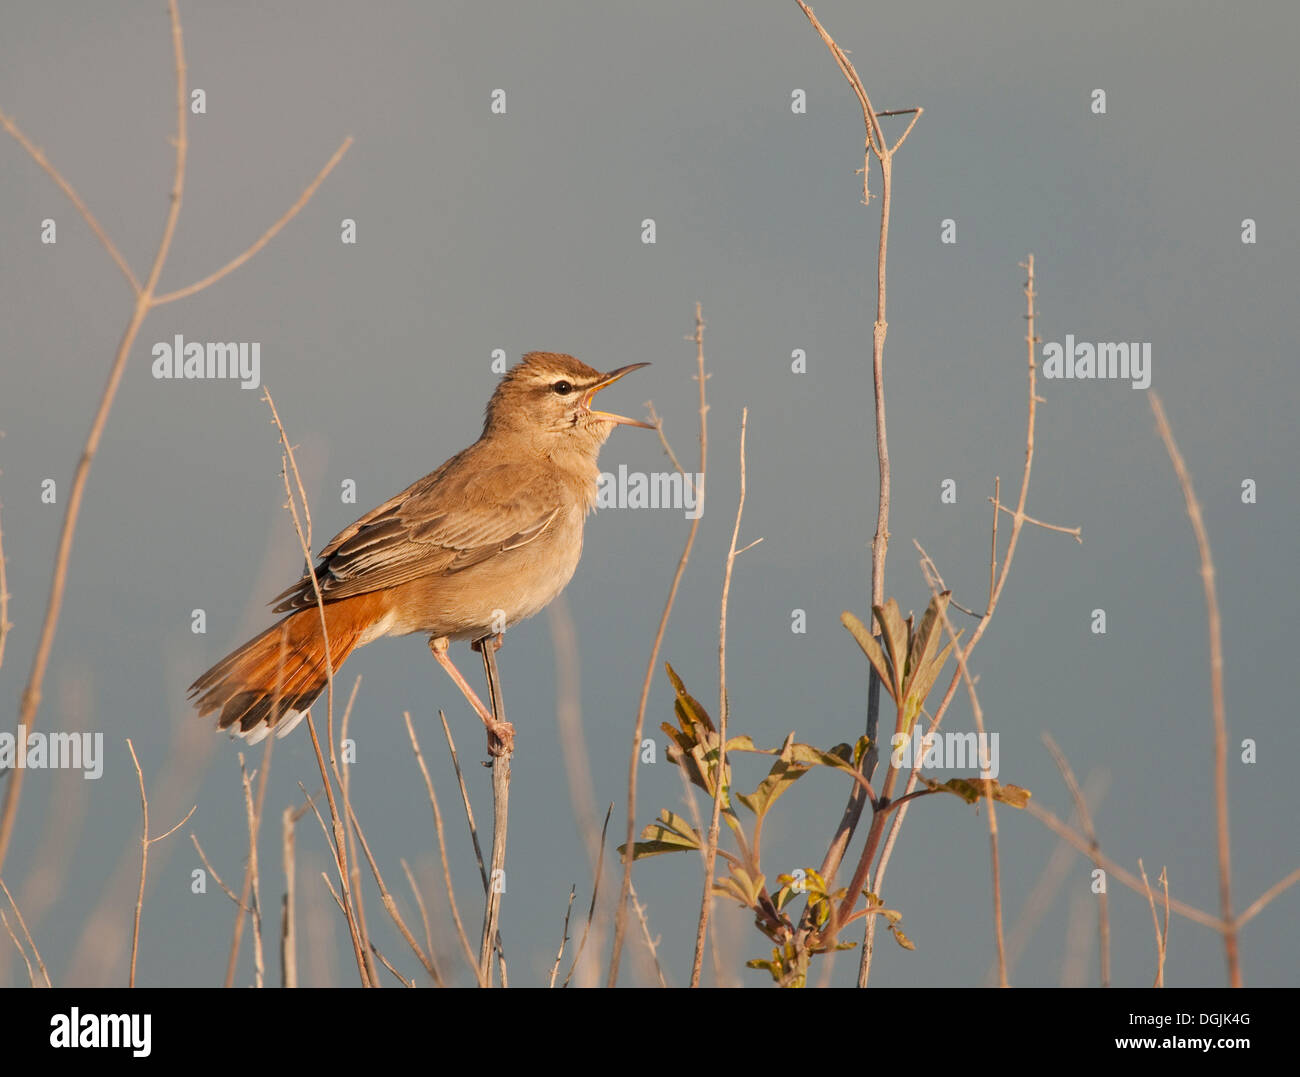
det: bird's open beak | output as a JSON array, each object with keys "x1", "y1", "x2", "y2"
[{"x1": 584, "y1": 363, "x2": 654, "y2": 428}]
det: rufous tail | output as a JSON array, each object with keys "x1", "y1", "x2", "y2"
[{"x1": 189, "y1": 597, "x2": 373, "y2": 743}]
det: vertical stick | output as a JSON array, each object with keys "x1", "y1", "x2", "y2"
[{"x1": 479, "y1": 640, "x2": 510, "y2": 986}]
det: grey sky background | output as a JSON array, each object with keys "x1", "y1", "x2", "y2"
[{"x1": 1, "y1": 1, "x2": 1296, "y2": 987}]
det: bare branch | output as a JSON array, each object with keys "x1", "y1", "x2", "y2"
[
  {"x1": 0, "y1": 0, "x2": 347, "y2": 876},
  {"x1": 152, "y1": 138, "x2": 352, "y2": 305},
  {"x1": 0, "y1": 109, "x2": 140, "y2": 292},
  {"x1": 1148, "y1": 392, "x2": 1236, "y2": 986},
  {"x1": 189, "y1": 834, "x2": 244, "y2": 907}
]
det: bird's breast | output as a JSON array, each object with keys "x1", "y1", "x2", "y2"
[{"x1": 386, "y1": 504, "x2": 587, "y2": 641}]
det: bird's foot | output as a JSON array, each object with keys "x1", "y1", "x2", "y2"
[{"x1": 486, "y1": 718, "x2": 515, "y2": 757}]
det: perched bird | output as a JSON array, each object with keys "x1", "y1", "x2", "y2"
[{"x1": 189, "y1": 352, "x2": 651, "y2": 749}]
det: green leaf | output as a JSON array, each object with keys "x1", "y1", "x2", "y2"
[
  {"x1": 841, "y1": 611, "x2": 897, "y2": 703},
  {"x1": 630, "y1": 809, "x2": 702, "y2": 849},
  {"x1": 661, "y1": 723, "x2": 714, "y2": 795},
  {"x1": 890, "y1": 926, "x2": 916, "y2": 951},
  {"x1": 666, "y1": 662, "x2": 715, "y2": 733},
  {"x1": 873, "y1": 599, "x2": 910, "y2": 701},
  {"x1": 785, "y1": 741, "x2": 857, "y2": 773},
  {"x1": 660, "y1": 721, "x2": 698, "y2": 760},
  {"x1": 736, "y1": 736, "x2": 811, "y2": 818},
  {"x1": 620, "y1": 808, "x2": 703, "y2": 860},
  {"x1": 904, "y1": 591, "x2": 951, "y2": 697},
  {"x1": 622, "y1": 839, "x2": 695, "y2": 861},
  {"x1": 904, "y1": 633, "x2": 960, "y2": 722},
  {"x1": 927, "y1": 776, "x2": 1032, "y2": 808},
  {"x1": 714, "y1": 865, "x2": 765, "y2": 909}
]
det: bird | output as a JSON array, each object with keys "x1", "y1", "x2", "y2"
[{"x1": 189, "y1": 352, "x2": 651, "y2": 751}]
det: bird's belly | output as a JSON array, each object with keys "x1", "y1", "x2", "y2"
[{"x1": 387, "y1": 523, "x2": 585, "y2": 640}]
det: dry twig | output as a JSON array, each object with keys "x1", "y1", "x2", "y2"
[
  {"x1": 0, "y1": 0, "x2": 350, "y2": 873},
  {"x1": 690, "y1": 408, "x2": 760, "y2": 987},
  {"x1": 126, "y1": 739, "x2": 196, "y2": 988},
  {"x1": 1148, "y1": 393, "x2": 1235, "y2": 986},
  {"x1": 609, "y1": 303, "x2": 709, "y2": 986}
]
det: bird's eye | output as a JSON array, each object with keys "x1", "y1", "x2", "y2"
[{"x1": 552, "y1": 380, "x2": 573, "y2": 395}]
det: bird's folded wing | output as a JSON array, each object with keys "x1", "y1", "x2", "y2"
[{"x1": 271, "y1": 459, "x2": 564, "y2": 611}]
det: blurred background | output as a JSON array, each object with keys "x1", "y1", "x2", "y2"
[{"x1": 1, "y1": 0, "x2": 1296, "y2": 987}]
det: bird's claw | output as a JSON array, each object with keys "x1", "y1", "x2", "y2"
[{"x1": 487, "y1": 719, "x2": 515, "y2": 758}]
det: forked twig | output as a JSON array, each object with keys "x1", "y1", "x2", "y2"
[
  {"x1": 0, "y1": 0, "x2": 350, "y2": 874},
  {"x1": 126, "y1": 739, "x2": 196, "y2": 988},
  {"x1": 1138, "y1": 860, "x2": 1171, "y2": 987},
  {"x1": 792, "y1": 6, "x2": 924, "y2": 963}
]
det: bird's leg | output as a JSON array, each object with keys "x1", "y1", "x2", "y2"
[
  {"x1": 429, "y1": 636, "x2": 494, "y2": 726},
  {"x1": 473, "y1": 633, "x2": 514, "y2": 758},
  {"x1": 429, "y1": 636, "x2": 513, "y2": 756}
]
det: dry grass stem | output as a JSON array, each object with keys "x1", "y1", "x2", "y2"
[
  {"x1": 548, "y1": 886, "x2": 578, "y2": 988},
  {"x1": 126, "y1": 738, "x2": 196, "y2": 988},
  {"x1": 189, "y1": 834, "x2": 244, "y2": 907},
  {"x1": 1042, "y1": 734, "x2": 1110, "y2": 986},
  {"x1": 916, "y1": 543, "x2": 1007, "y2": 985},
  {"x1": 629, "y1": 880, "x2": 669, "y2": 988},
  {"x1": 438, "y1": 711, "x2": 490, "y2": 892},
  {"x1": 691, "y1": 407, "x2": 759, "y2": 988},
  {"x1": 404, "y1": 712, "x2": 483, "y2": 986},
  {"x1": 280, "y1": 801, "x2": 312, "y2": 988},
  {"x1": 262, "y1": 388, "x2": 371, "y2": 985},
  {"x1": 609, "y1": 302, "x2": 709, "y2": 986},
  {"x1": 995, "y1": 768, "x2": 1109, "y2": 986},
  {"x1": 563, "y1": 803, "x2": 614, "y2": 988},
  {"x1": 345, "y1": 800, "x2": 442, "y2": 985},
  {"x1": 1148, "y1": 392, "x2": 1235, "y2": 986},
  {"x1": 238, "y1": 756, "x2": 266, "y2": 988},
  {"x1": 400, "y1": 859, "x2": 435, "y2": 971},
  {"x1": 0, "y1": 875, "x2": 49, "y2": 987},
  {"x1": 1138, "y1": 860, "x2": 1170, "y2": 987}
]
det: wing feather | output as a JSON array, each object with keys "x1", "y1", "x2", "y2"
[{"x1": 271, "y1": 447, "x2": 566, "y2": 612}]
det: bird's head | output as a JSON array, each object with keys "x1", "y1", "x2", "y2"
[{"x1": 483, "y1": 352, "x2": 653, "y2": 452}]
